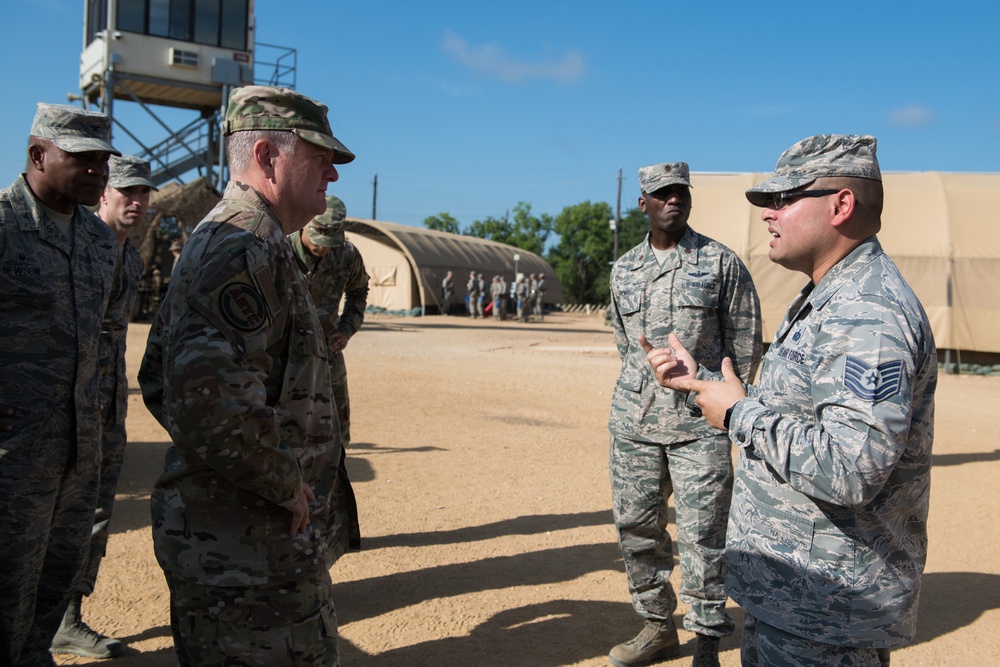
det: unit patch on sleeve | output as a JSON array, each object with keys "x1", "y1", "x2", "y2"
[
  {"x1": 844, "y1": 355, "x2": 903, "y2": 402},
  {"x1": 219, "y1": 281, "x2": 268, "y2": 332}
]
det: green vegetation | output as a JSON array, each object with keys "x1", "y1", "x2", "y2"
[{"x1": 423, "y1": 200, "x2": 650, "y2": 305}]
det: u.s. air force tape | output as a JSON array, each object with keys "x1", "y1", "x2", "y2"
[{"x1": 219, "y1": 281, "x2": 267, "y2": 332}]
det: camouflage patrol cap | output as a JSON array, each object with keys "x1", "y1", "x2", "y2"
[
  {"x1": 30, "y1": 103, "x2": 120, "y2": 156},
  {"x1": 224, "y1": 85, "x2": 355, "y2": 164},
  {"x1": 638, "y1": 162, "x2": 692, "y2": 193},
  {"x1": 305, "y1": 195, "x2": 348, "y2": 247},
  {"x1": 108, "y1": 154, "x2": 158, "y2": 191},
  {"x1": 746, "y1": 134, "x2": 881, "y2": 206}
]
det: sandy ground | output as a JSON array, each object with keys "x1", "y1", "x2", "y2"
[{"x1": 55, "y1": 312, "x2": 1000, "y2": 667}]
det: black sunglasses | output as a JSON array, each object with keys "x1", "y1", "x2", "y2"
[{"x1": 765, "y1": 189, "x2": 840, "y2": 210}]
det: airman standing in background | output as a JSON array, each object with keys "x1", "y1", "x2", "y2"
[
  {"x1": 291, "y1": 194, "x2": 366, "y2": 561},
  {"x1": 51, "y1": 155, "x2": 157, "y2": 660},
  {"x1": 608, "y1": 161, "x2": 762, "y2": 667}
]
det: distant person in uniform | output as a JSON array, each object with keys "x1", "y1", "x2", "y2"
[
  {"x1": 476, "y1": 273, "x2": 487, "y2": 319},
  {"x1": 644, "y1": 135, "x2": 937, "y2": 667},
  {"x1": 515, "y1": 276, "x2": 530, "y2": 322},
  {"x1": 138, "y1": 85, "x2": 355, "y2": 666},
  {"x1": 441, "y1": 270, "x2": 455, "y2": 314},
  {"x1": 466, "y1": 270, "x2": 479, "y2": 318},
  {"x1": 168, "y1": 237, "x2": 183, "y2": 275},
  {"x1": 0, "y1": 103, "x2": 123, "y2": 667},
  {"x1": 533, "y1": 272, "x2": 546, "y2": 321},
  {"x1": 608, "y1": 161, "x2": 762, "y2": 667},
  {"x1": 491, "y1": 275, "x2": 504, "y2": 320},
  {"x1": 290, "y1": 194, "x2": 366, "y2": 562},
  {"x1": 50, "y1": 155, "x2": 156, "y2": 660}
]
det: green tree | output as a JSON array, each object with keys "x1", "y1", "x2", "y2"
[
  {"x1": 422, "y1": 212, "x2": 461, "y2": 235},
  {"x1": 548, "y1": 200, "x2": 615, "y2": 304},
  {"x1": 616, "y1": 206, "x2": 649, "y2": 258},
  {"x1": 508, "y1": 202, "x2": 553, "y2": 256},
  {"x1": 466, "y1": 214, "x2": 513, "y2": 243},
  {"x1": 466, "y1": 202, "x2": 554, "y2": 256}
]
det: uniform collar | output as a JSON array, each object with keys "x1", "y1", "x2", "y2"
[
  {"x1": 774, "y1": 236, "x2": 883, "y2": 342},
  {"x1": 627, "y1": 227, "x2": 700, "y2": 273}
]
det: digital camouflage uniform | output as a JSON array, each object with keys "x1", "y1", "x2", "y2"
[
  {"x1": 290, "y1": 200, "x2": 367, "y2": 561},
  {"x1": 0, "y1": 175, "x2": 122, "y2": 665},
  {"x1": 609, "y1": 221, "x2": 762, "y2": 638},
  {"x1": 710, "y1": 134, "x2": 937, "y2": 666},
  {"x1": 724, "y1": 236, "x2": 936, "y2": 653},
  {"x1": 84, "y1": 156, "x2": 151, "y2": 596},
  {"x1": 138, "y1": 179, "x2": 344, "y2": 667}
]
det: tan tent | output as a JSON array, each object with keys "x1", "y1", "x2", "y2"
[
  {"x1": 686, "y1": 172, "x2": 1000, "y2": 354},
  {"x1": 344, "y1": 218, "x2": 563, "y2": 313}
]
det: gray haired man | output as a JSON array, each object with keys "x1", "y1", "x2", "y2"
[{"x1": 645, "y1": 135, "x2": 936, "y2": 667}]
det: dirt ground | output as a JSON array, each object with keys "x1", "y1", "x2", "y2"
[{"x1": 56, "y1": 311, "x2": 1000, "y2": 667}]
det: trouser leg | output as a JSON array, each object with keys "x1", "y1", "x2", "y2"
[
  {"x1": 168, "y1": 574, "x2": 340, "y2": 667},
  {"x1": 610, "y1": 434, "x2": 677, "y2": 625},
  {"x1": 666, "y1": 433, "x2": 734, "y2": 636},
  {"x1": 80, "y1": 418, "x2": 127, "y2": 595}
]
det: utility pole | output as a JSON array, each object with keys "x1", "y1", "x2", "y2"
[
  {"x1": 371, "y1": 173, "x2": 378, "y2": 220},
  {"x1": 614, "y1": 166, "x2": 622, "y2": 261}
]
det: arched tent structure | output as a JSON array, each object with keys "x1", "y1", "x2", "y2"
[
  {"x1": 344, "y1": 218, "x2": 563, "y2": 313},
  {"x1": 687, "y1": 172, "x2": 1000, "y2": 354}
]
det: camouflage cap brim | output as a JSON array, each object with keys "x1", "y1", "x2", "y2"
[
  {"x1": 109, "y1": 175, "x2": 159, "y2": 191},
  {"x1": 295, "y1": 129, "x2": 355, "y2": 164},
  {"x1": 306, "y1": 224, "x2": 346, "y2": 247},
  {"x1": 49, "y1": 136, "x2": 122, "y2": 156}
]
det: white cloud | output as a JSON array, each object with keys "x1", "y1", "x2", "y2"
[
  {"x1": 886, "y1": 105, "x2": 936, "y2": 129},
  {"x1": 441, "y1": 30, "x2": 585, "y2": 85}
]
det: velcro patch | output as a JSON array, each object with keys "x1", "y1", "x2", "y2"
[
  {"x1": 844, "y1": 356, "x2": 903, "y2": 402},
  {"x1": 219, "y1": 282, "x2": 268, "y2": 332}
]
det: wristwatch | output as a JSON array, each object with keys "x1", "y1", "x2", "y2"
[{"x1": 723, "y1": 404, "x2": 735, "y2": 430}]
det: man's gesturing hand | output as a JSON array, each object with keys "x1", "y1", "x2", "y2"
[{"x1": 641, "y1": 333, "x2": 747, "y2": 429}]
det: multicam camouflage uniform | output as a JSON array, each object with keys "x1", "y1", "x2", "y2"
[
  {"x1": 290, "y1": 209, "x2": 367, "y2": 561},
  {"x1": 0, "y1": 175, "x2": 122, "y2": 667},
  {"x1": 723, "y1": 236, "x2": 937, "y2": 654},
  {"x1": 609, "y1": 225, "x2": 762, "y2": 638},
  {"x1": 138, "y1": 180, "x2": 343, "y2": 667}
]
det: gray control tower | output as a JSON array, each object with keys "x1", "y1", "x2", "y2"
[{"x1": 78, "y1": 0, "x2": 295, "y2": 190}]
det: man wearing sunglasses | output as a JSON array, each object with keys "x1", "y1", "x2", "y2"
[{"x1": 644, "y1": 135, "x2": 937, "y2": 666}]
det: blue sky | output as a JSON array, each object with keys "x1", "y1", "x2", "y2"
[{"x1": 3, "y1": 0, "x2": 998, "y2": 229}]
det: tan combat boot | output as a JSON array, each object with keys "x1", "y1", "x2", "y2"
[{"x1": 608, "y1": 620, "x2": 680, "y2": 667}]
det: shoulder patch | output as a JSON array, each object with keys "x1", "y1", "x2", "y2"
[
  {"x1": 844, "y1": 356, "x2": 903, "y2": 402},
  {"x1": 219, "y1": 281, "x2": 268, "y2": 332}
]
